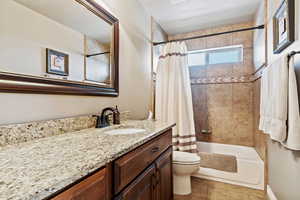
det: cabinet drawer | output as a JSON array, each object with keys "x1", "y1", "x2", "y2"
[
  {"x1": 114, "y1": 130, "x2": 172, "y2": 194},
  {"x1": 52, "y1": 168, "x2": 108, "y2": 200}
]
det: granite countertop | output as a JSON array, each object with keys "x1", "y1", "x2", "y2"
[{"x1": 0, "y1": 120, "x2": 175, "y2": 200}]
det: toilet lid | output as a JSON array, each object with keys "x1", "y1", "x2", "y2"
[{"x1": 173, "y1": 151, "x2": 201, "y2": 164}]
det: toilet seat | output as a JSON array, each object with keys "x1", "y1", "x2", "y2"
[{"x1": 173, "y1": 151, "x2": 201, "y2": 165}]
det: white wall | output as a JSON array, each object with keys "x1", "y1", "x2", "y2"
[
  {"x1": 253, "y1": 1, "x2": 265, "y2": 70},
  {"x1": 0, "y1": 0, "x2": 152, "y2": 125},
  {"x1": 266, "y1": 0, "x2": 300, "y2": 200},
  {"x1": 151, "y1": 19, "x2": 168, "y2": 73}
]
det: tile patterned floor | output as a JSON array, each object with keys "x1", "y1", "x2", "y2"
[{"x1": 174, "y1": 178, "x2": 266, "y2": 200}]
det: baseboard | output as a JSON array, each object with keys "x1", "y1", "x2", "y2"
[{"x1": 267, "y1": 185, "x2": 278, "y2": 200}]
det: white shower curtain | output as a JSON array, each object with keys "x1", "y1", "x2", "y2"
[{"x1": 155, "y1": 42, "x2": 197, "y2": 153}]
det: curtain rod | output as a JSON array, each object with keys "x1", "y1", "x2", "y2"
[{"x1": 153, "y1": 25, "x2": 265, "y2": 46}]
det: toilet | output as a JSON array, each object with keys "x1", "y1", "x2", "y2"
[{"x1": 173, "y1": 151, "x2": 201, "y2": 195}]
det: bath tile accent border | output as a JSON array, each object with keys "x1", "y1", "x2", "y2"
[{"x1": 191, "y1": 75, "x2": 253, "y2": 85}]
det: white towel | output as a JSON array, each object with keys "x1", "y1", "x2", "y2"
[
  {"x1": 282, "y1": 56, "x2": 300, "y2": 150},
  {"x1": 259, "y1": 56, "x2": 288, "y2": 142},
  {"x1": 269, "y1": 56, "x2": 288, "y2": 142},
  {"x1": 259, "y1": 66, "x2": 271, "y2": 133}
]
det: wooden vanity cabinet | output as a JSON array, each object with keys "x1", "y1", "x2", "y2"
[
  {"x1": 51, "y1": 129, "x2": 173, "y2": 200},
  {"x1": 113, "y1": 129, "x2": 174, "y2": 200},
  {"x1": 115, "y1": 147, "x2": 173, "y2": 200},
  {"x1": 114, "y1": 164, "x2": 156, "y2": 200},
  {"x1": 155, "y1": 147, "x2": 173, "y2": 200},
  {"x1": 113, "y1": 130, "x2": 172, "y2": 194},
  {"x1": 52, "y1": 167, "x2": 109, "y2": 200}
]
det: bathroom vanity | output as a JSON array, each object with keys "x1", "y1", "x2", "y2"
[
  {"x1": 51, "y1": 130, "x2": 173, "y2": 200},
  {"x1": 0, "y1": 120, "x2": 175, "y2": 200}
]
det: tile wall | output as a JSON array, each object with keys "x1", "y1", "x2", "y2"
[{"x1": 169, "y1": 22, "x2": 255, "y2": 146}]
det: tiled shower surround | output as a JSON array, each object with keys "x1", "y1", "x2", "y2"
[{"x1": 170, "y1": 22, "x2": 257, "y2": 147}]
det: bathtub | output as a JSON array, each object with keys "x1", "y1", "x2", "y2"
[{"x1": 193, "y1": 142, "x2": 264, "y2": 190}]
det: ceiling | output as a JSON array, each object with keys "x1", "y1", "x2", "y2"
[
  {"x1": 139, "y1": 0, "x2": 262, "y2": 35},
  {"x1": 14, "y1": 0, "x2": 112, "y2": 44}
]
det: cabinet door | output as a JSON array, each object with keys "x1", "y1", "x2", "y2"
[
  {"x1": 115, "y1": 164, "x2": 156, "y2": 200},
  {"x1": 52, "y1": 168, "x2": 108, "y2": 200},
  {"x1": 155, "y1": 147, "x2": 173, "y2": 200}
]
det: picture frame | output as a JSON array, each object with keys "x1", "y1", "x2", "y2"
[
  {"x1": 46, "y1": 48, "x2": 69, "y2": 76},
  {"x1": 273, "y1": 0, "x2": 295, "y2": 54}
]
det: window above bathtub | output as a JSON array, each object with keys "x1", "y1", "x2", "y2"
[{"x1": 188, "y1": 45, "x2": 243, "y2": 67}]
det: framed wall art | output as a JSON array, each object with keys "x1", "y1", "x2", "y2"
[
  {"x1": 273, "y1": 0, "x2": 295, "y2": 54},
  {"x1": 46, "y1": 48, "x2": 69, "y2": 76}
]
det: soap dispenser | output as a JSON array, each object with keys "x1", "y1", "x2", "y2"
[{"x1": 114, "y1": 105, "x2": 121, "y2": 125}]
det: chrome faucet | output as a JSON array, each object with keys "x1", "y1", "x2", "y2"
[{"x1": 94, "y1": 106, "x2": 120, "y2": 128}]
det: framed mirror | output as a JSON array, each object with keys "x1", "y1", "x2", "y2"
[{"x1": 0, "y1": 0, "x2": 119, "y2": 96}]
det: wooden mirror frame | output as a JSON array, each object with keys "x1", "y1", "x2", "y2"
[{"x1": 0, "y1": 0, "x2": 119, "y2": 97}]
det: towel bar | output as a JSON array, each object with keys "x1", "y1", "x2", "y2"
[{"x1": 288, "y1": 51, "x2": 300, "y2": 60}]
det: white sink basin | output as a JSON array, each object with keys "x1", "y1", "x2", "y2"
[{"x1": 104, "y1": 128, "x2": 146, "y2": 135}]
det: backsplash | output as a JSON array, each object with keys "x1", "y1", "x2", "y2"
[{"x1": 0, "y1": 111, "x2": 130, "y2": 147}]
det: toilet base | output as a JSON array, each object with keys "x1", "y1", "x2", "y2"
[{"x1": 173, "y1": 174, "x2": 192, "y2": 195}]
